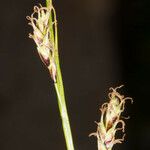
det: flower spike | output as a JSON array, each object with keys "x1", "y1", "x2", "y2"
[
  {"x1": 27, "y1": 4, "x2": 57, "y2": 82},
  {"x1": 90, "y1": 85, "x2": 133, "y2": 150}
]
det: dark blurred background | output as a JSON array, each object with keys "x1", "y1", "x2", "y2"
[{"x1": 0, "y1": 0, "x2": 150, "y2": 149}]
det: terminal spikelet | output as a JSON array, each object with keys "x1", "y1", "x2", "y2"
[{"x1": 27, "y1": 4, "x2": 57, "y2": 82}]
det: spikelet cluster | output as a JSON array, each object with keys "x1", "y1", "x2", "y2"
[
  {"x1": 27, "y1": 4, "x2": 57, "y2": 82},
  {"x1": 90, "y1": 85, "x2": 133, "y2": 150}
]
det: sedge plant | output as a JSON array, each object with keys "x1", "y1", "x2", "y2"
[
  {"x1": 26, "y1": 0, "x2": 133, "y2": 150},
  {"x1": 27, "y1": 0, "x2": 74, "y2": 150}
]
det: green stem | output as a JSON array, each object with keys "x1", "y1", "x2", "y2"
[
  {"x1": 54, "y1": 83, "x2": 74, "y2": 150},
  {"x1": 46, "y1": 1, "x2": 75, "y2": 150}
]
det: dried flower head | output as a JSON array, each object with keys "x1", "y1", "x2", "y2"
[
  {"x1": 27, "y1": 4, "x2": 57, "y2": 82},
  {"x1": 90, "y1": 85, "x2": 133, "y2": 150}
]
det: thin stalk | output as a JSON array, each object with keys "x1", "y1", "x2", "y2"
[{"x1": 46, "y1": 1, "x2": 75, "y2": 150}]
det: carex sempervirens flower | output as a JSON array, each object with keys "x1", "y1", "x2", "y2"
[
  {"x1": 90, "y1": 85, "x2": 133, "y2": 150},
  {"x1": 27, "y1": 4, "x2": 57, "y2": 82}
]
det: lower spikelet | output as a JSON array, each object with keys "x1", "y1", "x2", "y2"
[{"x1": 89, "y1": 85, "x2": 133, "y2": 150}]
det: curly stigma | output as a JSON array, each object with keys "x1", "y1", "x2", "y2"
[
  {"x1": 26, "y1": 4, "x2": 57, "y2": 82},
  {"x1": 90, "y1": 85, "x2": 133, "y2": 150}
]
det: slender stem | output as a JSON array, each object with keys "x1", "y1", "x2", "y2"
[
  {"x1": 46, "y1": 0, "x2": 75, "y2": 150},
  {"x1": 54, "y1": 83, "x2": 74, "y2": 150}
]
